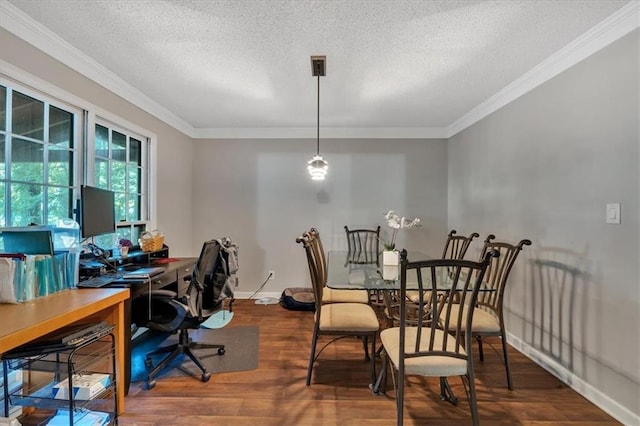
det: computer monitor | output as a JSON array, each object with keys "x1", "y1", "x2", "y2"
[{"x1": 80, "y1": 185, "x2": 116, "y2": 239}]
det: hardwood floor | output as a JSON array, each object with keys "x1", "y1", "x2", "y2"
[{"x1": 120, "y1": 299, "x2": 620, "y2": 425}]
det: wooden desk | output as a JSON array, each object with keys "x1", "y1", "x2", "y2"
[
  {"x1": 0, "y1": 287, "x2": 130, "y2": 415},
  {"x1": 109, "y1": 257, "x2": 196, "y2": 393},
  {"x1": 118, "y1": 257, "x2": 196, "y2": 299}
]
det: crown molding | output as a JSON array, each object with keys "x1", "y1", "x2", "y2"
[
  {"x1": 0, "y1": 1, "x2": 195, "y2": 138},
  {"x1": 191, "y1": 126, "x2": 448, "y2": 139},
  {"x1": 448, "y1": 1, "x2": 640, "y2": 138},
  {"x1": 0, "y1": 60, "x2": 158, "y2": 142},
  {"x1": 2, "y1": 1, "x2": 638, "y2": 140}
]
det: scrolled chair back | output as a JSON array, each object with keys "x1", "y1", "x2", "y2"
[
  {"x1": 344, "y1": 225, "x2": 380, "y2": 265},
  {"x1": 441, "y1": 229, "x2": 480, "y2": 260},
  {"x1": 476, "y1": 234, "x2": 532, "y2": 315},
  {"x1": 397, "y1": 249, "x2": 499, "y2": 357},
  {"x1": 296, "y1": 229, "x2": 324, "y2": 315}
]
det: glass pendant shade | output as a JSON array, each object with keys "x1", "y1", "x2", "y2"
[{"x1": 308, "y1": 155, "x2": 328, "y2": 180}]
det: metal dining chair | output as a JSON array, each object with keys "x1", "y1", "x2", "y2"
[
  {"x1": 444, "y1": 234, "x2": 531, "y2": 390},
  {"x1": 375, "y1": 249, "x2": 498, "y2": 426},
  {"x1": 344, "y1": 225, "x2": 383, "y2": 306},
  {"x1": 457, "y1": 234, "x2": 532, "y2": 390},
  {"x1": 344, "y1": 225, "x2": 381, "y2": 265},
  {"x1": 296, "y1": 229, "x2": 380, "y2": 387}
]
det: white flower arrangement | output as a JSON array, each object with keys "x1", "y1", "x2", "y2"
[{"x1": 383, "y1": 210, "x2": 421, "y2": 250}]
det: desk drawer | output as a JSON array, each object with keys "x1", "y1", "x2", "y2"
[
  {"x1": 177, "y1": 265, "x2": 193, "y2": 298},
  {"x1": 177, "y1": 263, "x2": 193, "y2": 280},
  {"x1": 151, "y1": 271, "x2": 178, "y2": 290}
]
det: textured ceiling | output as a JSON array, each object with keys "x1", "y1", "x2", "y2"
[{"x1": 2, "y1": 0, "x2": 633, "y2": 137}]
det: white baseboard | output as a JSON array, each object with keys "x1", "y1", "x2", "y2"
[{"x1": 507, "y1": 332, "x2": 639, "y2": 425}]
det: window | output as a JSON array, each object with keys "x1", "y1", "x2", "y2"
[
  {"x1": 1, "y1": 78, "x2": 153, "y2": 252},
  {"x1": 0, "y1": 84, "x2": 78, "y2": 228},
  {"x1": 92, "y1": 122, "x2": 149, "y2": 247}
]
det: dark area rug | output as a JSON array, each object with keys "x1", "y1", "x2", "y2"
[{"x1": 131, "y1": 326, "x2": 259, "y2": 382}]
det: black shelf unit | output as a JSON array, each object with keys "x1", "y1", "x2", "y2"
[
  {"x1": 2, "y1": 325, "x2": 118, "y2": 425},
  {"x1": 79, "y1": 245, "x2": 169, "y2": 280},
  {"x1": 115, "y1": 244, "x2": 169, "y2": 265}
]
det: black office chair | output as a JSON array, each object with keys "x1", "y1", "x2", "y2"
[{"x1": 140, "y1": 238, "x2": 237, "y2": 389}]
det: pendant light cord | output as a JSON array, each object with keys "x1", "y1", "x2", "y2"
[{"x1": 316, "y1": 74, "x2": 320, "y2": 156}]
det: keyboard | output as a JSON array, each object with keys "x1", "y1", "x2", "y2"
[
  {"x1": 77, "y1": 274, "x2": 119, "y2": 288},
  {"x1": 121, "y1": 266, "x2": 165, "y2": 280}
]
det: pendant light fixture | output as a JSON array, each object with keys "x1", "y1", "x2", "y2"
[{"x1": 308, "y1": 55, "x2": 328, "y2": 181}]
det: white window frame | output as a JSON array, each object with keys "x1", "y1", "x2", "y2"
[
  {"x1": 0, "y1": 77, "x2": 82, "y2": 226},
  {"x1": 85, "y1": 109, "x2": 157, "y2": 233},
  {"x1": 1, "y1": 63, "x2": 157, "y2": 235}
]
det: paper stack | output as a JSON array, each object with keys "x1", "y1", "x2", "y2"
[{"x1": 52, "y1": 373, "x2": 111, "y2": 400}]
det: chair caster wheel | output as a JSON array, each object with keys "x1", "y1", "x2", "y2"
[
  {"x1": 218, "y1": 347, "x2": 225, "y2": 355},
  {"x1": 146, "y1": 380, "x2": 156, "y2": 390},
  {"x1": 201, "y1": 372, "x2": 211, "y2": 382}
]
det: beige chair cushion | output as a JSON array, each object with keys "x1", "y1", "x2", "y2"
[
  {"x1": 406, "y1": 290, "x2": 441, "y2": 313},
  {"x1": 380, "y1": 327, "x2": 467, "y2": 377},
  {"x1": 406, "y1": 290, "x2": 421, "y2": 303},
  {"x1": 447, "y1": 304, "x2": 500, "y2": 333},
  {"x1": 319, "y1": 303, "x2": 380, "y2": 332},
  {"x1": 322, "y1": 287, "x2": 370, "y2": 304}
]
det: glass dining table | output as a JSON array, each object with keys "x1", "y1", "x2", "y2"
[
  {"x1": 327, "y1": 250, "x2": 460, "y2": 291},
  {"x1": 327, "y1": 250, "x2": 435, "y2": 290},
  {"x1": 326, "y1": 250, "x2": 494, "y2": 292}
]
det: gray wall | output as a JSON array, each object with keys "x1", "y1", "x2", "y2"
[
  {"x1": 448, "y1": 30, "x2": 639, "y2": 419},
  {"x1": 191, "y1": 137, "x2": 448, "y2": 295},
  {"x1": 0, "y1": 29, "x2": 195, "y2": 256}
]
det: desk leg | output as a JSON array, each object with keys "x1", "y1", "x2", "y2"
[
  {"x1": 111, "y1": 299, "x2": 127, "y2": 415},
  {"x1": 123, "y1": 298, "x2": 132, "y2": 396}
]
